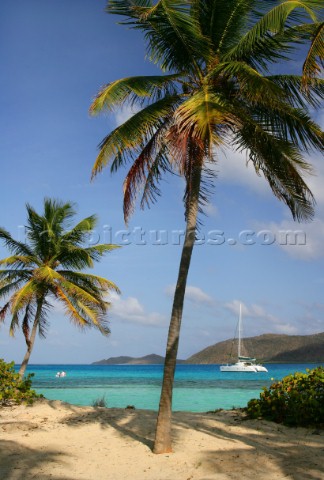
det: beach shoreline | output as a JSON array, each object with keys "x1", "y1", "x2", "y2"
[{"x1": 1, "y1": 398, "x2": 323, "y2": 480}]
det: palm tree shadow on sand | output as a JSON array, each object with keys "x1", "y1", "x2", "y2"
[
  {"x1": 0, "y1": 439, "x2": 77, "y2": 480},
  {"x1": 62, "y1": 407, "x2": 323, "y2": 480}
]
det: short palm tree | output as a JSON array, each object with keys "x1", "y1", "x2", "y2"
[
  {"x1": 90, "y1": 0, "x2": 323, "y2": 453},
  {"x1": 0, "y1": 199, "x2": 120, "y2": 378}
]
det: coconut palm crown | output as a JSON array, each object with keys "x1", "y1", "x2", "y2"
[
  {"x1": 90, "y1": 0, "x2": 323, "y2": 454},
  {"x1": 0, "y1": 199, "x2": 120, "y2": 377}
]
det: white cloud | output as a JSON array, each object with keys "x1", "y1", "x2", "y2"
[
  {"x1": 255, "y1": 151, "x2": 324, "y2": 260},
  {"x1": 166, "y1": 284, "x2": 213, "y2": 305},
  {"x1": 109, "y1": 292, "x2": 166, "y2": 326},
  {"x1": 50, "y1": 298, "x2": 67, "y2": 314},
  {"x1": 243, "y1": 139, "x2": 324, "y2": 260},
  {"x1": 186, "y1": 286, "x2": 214, "y2": 305},
  {"x1": 300, "y1": 148, "x2": 324, "y2": 207},
  {"x1": 255, "y1": 218, "x2": 324, "y2": 260},
  {"x1": 225, "y1": 299, "x2": 277, "y2": 322},
  {"x1": 273, "y1": 323, "x2": 299, "y2": 335},
  {"x1": 216, "y1": 147, "x2": 271, "y2": 196},
  {"x1": 216, "y1": 143, "x2": 322, "y2": 220},
  {"x1": 224, "y1": 299, "x2": 298, "y2": 335},
  {"x1": 114, "y1": 105, "x2": 139, "y2": 126},
  {"x1": 202, "y1": 202, "x2": 218, "y2": 218},
  {"x1": 48, "y1": 290, "x2": 166, "y2": 327}
]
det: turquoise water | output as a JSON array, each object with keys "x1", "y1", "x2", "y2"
[{"x1": 24, "y1": 363, "x2": 322, "y2": 412}]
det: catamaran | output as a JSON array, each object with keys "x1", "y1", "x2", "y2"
[{"x1": 220, "y1": 304, "x2": 268, "y2": 372}]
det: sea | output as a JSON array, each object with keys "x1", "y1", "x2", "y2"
[{"x1": 22, "y1": 363, "x2": 322, "y2": 412}]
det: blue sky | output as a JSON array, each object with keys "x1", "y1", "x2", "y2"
[{"x1": 1, "y1": 0, "x2": 323, "y2": 364}]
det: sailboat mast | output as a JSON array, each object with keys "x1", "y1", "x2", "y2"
[{"x1": 238, "y1": 303, "x2": 242, "y2": 358}]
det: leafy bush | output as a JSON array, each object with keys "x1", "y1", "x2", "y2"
[
  {"x1": 0, "y1": 359, "x2": 41, "y2": 405},
  {"x1": 92, "y1": 395, "x2": 107, "y2": 407},
  {"x1": 246, "y1": 367, "x2": 324, "y2": 426}
]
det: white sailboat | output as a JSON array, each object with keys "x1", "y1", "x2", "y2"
[{"x1": 220, "y1": 304, "x2": 268, "y2": 372}]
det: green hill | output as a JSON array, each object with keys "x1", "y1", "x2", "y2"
[
  {"x1": 92, "y1": 333, "x2": 324, "y2": 365},
  {"x1": 185, "y1": 332, "x2": 324, "y2": 364}
]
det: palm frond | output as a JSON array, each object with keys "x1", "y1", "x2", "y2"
[
  {"x1": 0, "y1": 255, "x2": 38, "y2": 268},
  {"x1": 42, "y1": 198, "x2": 76, "y2": 229},
  {"x1": 63, "y1": 215, "x2": 98, "y2": 238},
  {"x1": 92, "y1": 95, "x2": 180, "y2": 177},
  {"x1": 55, "y1": 286, "x2": 92, "y2": 328},
  {"x1": 11, "y1": 280, "x2": 37, "y2": 315},
  {"x1": 302, "y1": 21, "x2": 324, "y2": 88},
  {"x1": 0, "y1": 302, "x2": 10, "y2": 323},
  {"x1": 59, "y1": 215, "x2": 98, "y2": 250},
  {"x1": 210, "y1": 61, "x2": 285, "y2": 104},
  {"x1": 56, "y1": 244, "x2": 119, "y2": 270},
  {"x1": 56, "y1": 247, "x2": 96, "y2": 269},
  {"x1": 266, "y1": 75, "x2": 324, "y2": 108},
  {"x1": 57, "y1": 271, "x2": 120, "y2": 294},
  {"x1": 26, "y1": 199, "x2": 76, "y2": 259},
  {"x1": 108, "y1": 0, "x2": 209, "y2": 72},
  {"x1": 123, "y1": 121, "x2": 172, "y2": 220},
  {"x1": 90, "y1": 74, "x2": 182, "y2": 114},
  {"x1": 139, "y1": 149, "x2": 171, "y2": 214},
  {"x1": 21, "y1": 303, "x2": 34, "y2": 346},
  {"x1": 251, "y1": 102, "x2": 324, "y2": 152},
  {"x1": 84, "y1": 244, "x2": 121, "y2": 262},
  {"x1": 223, "y1": 1, "x2": 318, "y2": 68},
  {"x1": 0, "y1": 228, "x2": 33, "y2": 257},
  {"x1": 195, "y1": 0, "x2": 256, "y2": 53},
  {"x1": 106, "y1": 0, "x2": 153, "y2": 18},
  {"x1": 234, "y1": 123, "x2": 315, "y2": 221},
  {"x1": 55, "y1": 286, "x2": 110, "y2": 334},
  {"x1": 9, "y1": 311, "x2": 20, "y2": 337},
  {"x1": 0, "y1": 279, "x2": 25, "y2": 300},
  {"x1": 0, "y1": 269, "x2": 31, "y2": 282},
  {"x1": 174, "y1": 89, "x2": 235, "y2": 143},
  {"x1": 36, "y1": 301, "x2": 50, "y2": 339},
  {"x1": 35, "y1": 266, "x2": 104, "y2": 307}
]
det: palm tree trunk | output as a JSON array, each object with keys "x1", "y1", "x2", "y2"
[
  {"x1": 153, "y1": 171, "x2": 201, "y2": 454},
  {"x1": 19, "y1": 301, "x2": 42, "y2": 378}
]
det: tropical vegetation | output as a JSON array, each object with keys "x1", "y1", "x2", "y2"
[
  {"x1": 90, "y1": 0, "x2": 324, "y2": 453},
  {"x1": 0, "y1": 358, "x2": 41, "y2": 405},
  {"x1": 0, "y1": 198, "x2": 119, "y2": 378},
  {"x1": 247, "y1": 366, "x2": 324, "y2": 426}
]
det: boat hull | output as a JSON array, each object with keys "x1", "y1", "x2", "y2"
[
  {"x1": 254, "y1": 365, "x2": 268, "y2": 372},
  {"x1": 220, "y1": 361, "x2": 268, "y2": 373}
]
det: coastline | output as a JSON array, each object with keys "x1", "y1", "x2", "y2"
[{"x1": 1, "y1": 398, "x2": 323, "y2": 480}]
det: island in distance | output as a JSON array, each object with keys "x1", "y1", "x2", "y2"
[
  {"x1": 92, "y1": 354, "x2": 186, "y2": 365},
  {"x1": 92, "y1": 332, "x2": 324, "y2": 364}
]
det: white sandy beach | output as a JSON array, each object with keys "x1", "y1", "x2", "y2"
[{"x1": 0, "y1": 399, "x2": 323, "y2": 480}]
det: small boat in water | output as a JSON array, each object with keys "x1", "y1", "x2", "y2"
[
  {"x1": 55, "y1": 371, "x2": 67, "y2": 377},
  {"x1": 220, "y1": 304, "x2": 268, "y2": 373}
]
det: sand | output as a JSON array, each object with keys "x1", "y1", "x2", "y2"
[{"x1": 0, "y1": 399, "x2": 323, "y2": 480}]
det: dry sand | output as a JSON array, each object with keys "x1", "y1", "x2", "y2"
[{"x1": 0, "y1": 399, "x2": 323, "y2": 480}]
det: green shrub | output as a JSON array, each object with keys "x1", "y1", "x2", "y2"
[
  {"x1": 246, "y1": 367, "x2": 324, "y2": 427},
  {"x1": 0, "y1": 359, "x2": 42, "y2": 405},
  {"x1": 92, "y1": 395, "x2": 107, "y2": 408}
]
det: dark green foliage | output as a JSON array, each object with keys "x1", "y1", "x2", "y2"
[
  {"x1": 0, "y1": 359, "x2": 41, "y2": 405},
  {"x1": 246, "y1": 367, "x2": 324, "y2": 426}
]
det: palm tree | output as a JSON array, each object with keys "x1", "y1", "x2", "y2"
[
  {"x1": 90, "y1": 0, "x2": 323, "y2": 453},
  {"x1": 0, "y1": 198, "x2": 120, "y2": 378}
]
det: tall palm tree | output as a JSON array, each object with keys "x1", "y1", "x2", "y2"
[
  {"x1": 90, "y1": 0, "x2": 323, "y2": 453},
  {"x1": 0, "y1": 199, "x2": 120, "y2": 378}
]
